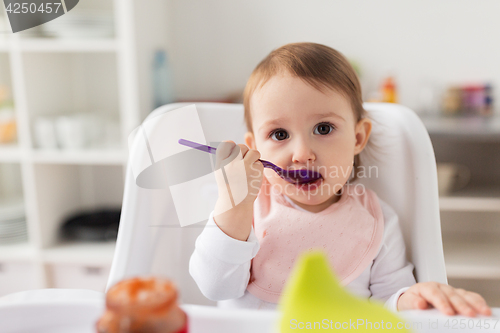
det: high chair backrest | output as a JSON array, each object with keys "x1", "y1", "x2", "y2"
[{"x1": 106, "y1": 102, "x2": 447, "y2": 305}]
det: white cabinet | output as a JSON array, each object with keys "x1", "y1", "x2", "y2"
[
  {"x1": 0, "y1": 242, "x2": 41, "y2": 296},
  {"x1": 0, "y1": 260, "x2": 41, "y2": 296},
  {"x1": 47, "y1": 264, "x2": 111, "y2": 292},
  {"x1": 422, "y1": 114, "x2": 500, "y2": 307},
  {"x1": 43, "y1": 241, "x2": 115, "y2": 292},
  {"x1": 0, "y1": 0, "x2": 171, "y2": 295}
]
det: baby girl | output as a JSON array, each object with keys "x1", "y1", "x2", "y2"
[{"x1": 189, "y1": 42, "x2": 491, "y2": 317}]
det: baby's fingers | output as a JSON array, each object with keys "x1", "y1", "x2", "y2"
[
  {"x1": 439, "y1": 285, "x2": 479, "y2": 317},
  {"x1": 419, "y1": 283, "x2": 455, "y2": 315},
  {"x1": 405, "y1": 294, "x2": 430, "y2": 310},
  {"x1": 215, "y1": 141, "x2": 242, "y2": 170},
  {"x1": 455, "y1": 288, "x2": 492, "y2": 316}
]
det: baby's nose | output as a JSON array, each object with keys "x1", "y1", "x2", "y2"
[{"x1": 292, "y1": 142, "x2": 316, "y2": 164}]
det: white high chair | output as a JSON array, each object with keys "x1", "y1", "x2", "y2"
[{"x1": 106, "y1": 102, "x2": 448, "y2": 306}]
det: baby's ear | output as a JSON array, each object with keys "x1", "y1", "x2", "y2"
[
  {"x1": 354, "y1": 118, "x2": 372, "y2": 155},
  {"x1": 244, "y1": 131, "x2": 256, "y2": 149}
]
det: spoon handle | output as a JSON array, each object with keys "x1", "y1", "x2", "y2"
[
  {"x1": 178, "y1": 138, "x2": 217, "y2": 154},
  {"x1": 178, "y1": 138, "x2": 277, "y2": 171}
]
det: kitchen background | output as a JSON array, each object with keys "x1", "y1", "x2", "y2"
[{"x1": 0, "y1": 0, "x2": 499, "y2": 306}]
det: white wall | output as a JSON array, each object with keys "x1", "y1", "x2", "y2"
[
  {"x1": 167, "y1": 0, "x2": 500, "y2": 114},
  {"x1": 134, "y1": 0, "x2": 172, "y2": 119}
]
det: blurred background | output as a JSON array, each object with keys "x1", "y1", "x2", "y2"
[{"x1": 0, "y1": 0, "x2": 499, "y2": 306}]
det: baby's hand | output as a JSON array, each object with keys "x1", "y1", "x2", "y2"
[
  {"x1": 212, "y1": 140, "x2": 264, "y2": 241},
  {"x1": 213, "y1": 140, "x2": 264, "y2": 210},
  {"x1": 397, "y1": 282, "x2": 492, "y2": 317}
]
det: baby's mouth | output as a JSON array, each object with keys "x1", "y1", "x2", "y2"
[
  {"x1": 289, "y1": 168, "x2": 323, "y2": 185},
  {"x1": 294, "y1": 176, "x2": 324, "y2": 189},
  {"x1": 304, "y1": 175, "x2": 323, "y2": 184}
]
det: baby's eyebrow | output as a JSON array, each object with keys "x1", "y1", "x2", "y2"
[
  {"x1": 262, "y1": 112, "x2": 344, "y2": 127},
  {"x1": 312, "y1": 112, "x2": 345, "y2": 122},
  {"x1": 261, "y1": 118, "x2": 285, "y2": 128}
]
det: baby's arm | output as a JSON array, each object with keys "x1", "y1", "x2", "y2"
[
  {"x1": 189, "y1": 140, "x2": 263, "y2": 301},
  {"x1": 189, "y1": 210, "x2": 259, "y2": 301},
  {"x1": 368, "y1": 198, "x2": 417, "y2": 312}
]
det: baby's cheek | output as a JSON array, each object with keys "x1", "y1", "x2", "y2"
[
  {"x1": 263, "y1": 168, "x2": 278, "y2": 182},
  {"x1": 327, "y1": 160, "x2": 354, "y2": 179},
  {"x1": 263, "y1": 168, "x2": 289, "y2": 194}
]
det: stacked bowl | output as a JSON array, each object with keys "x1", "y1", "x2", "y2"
[
  {"x1": 0, "y1": 199, "x2": 27, "y2": 244},
  {"x1": 40, "y1": 10, "x2": 114, "y2": 39}
]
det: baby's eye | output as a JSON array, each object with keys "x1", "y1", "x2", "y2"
[
  {"x1": 270, "y1": 129, "x2": 289, "y2": 141},
  {"x1": 314, "y1": 122, "x2": 334, "y2": 135}
]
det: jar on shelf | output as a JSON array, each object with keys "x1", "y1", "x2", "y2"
[
  {"x1": 442, "y1": 86, "x2": 462, "y2": 116},
  {"x1": 0, "y1": 86, "x2": 16, "y2": 144},
  {"x1": 381, "y1": 76, "x2": 398, "y2": 103}
]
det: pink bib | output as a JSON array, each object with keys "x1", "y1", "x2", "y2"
[{"x1": 246, "y1": 177, "x2": 385, "y2": 303}]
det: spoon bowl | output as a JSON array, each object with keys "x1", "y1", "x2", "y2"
[{"x1": 178, "y1": 139, "x2": 322, "y2": 184}]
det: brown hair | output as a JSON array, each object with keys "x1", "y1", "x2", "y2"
[{"x1": 242, "y1": 42, "x2": 367, "y2": 183}]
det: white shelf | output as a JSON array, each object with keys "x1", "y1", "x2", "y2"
[
  {"x1": 18, "y1": 38, "x2": 118, "y2": 53},
  {"x1": 439, "y1": 186, "x2": 500, "y2": 212},
  {"x1": 42, "y1": 241, "x2": 116, "y2": 265},
  {"x1": 0, "y1": 0, "x2": 169, "y2": 295},
  {"x1": 444, "y1": 238, "x2": 500, "y2": 279},
  {"x1": 0, "y1": 42, "x2": 8, "y2": 52},
  {"x1": 420, "y1": 114, "x2": 500, "y2": 140},
  {"x1": 31, "y1": 149, "x2": 127, "y2": 165},
  {"x1": 0, "y1": 147, "x2": 127, "y2": 164},
  {"x1": 0, "y1": 145, "x2": 22, "y2": 162},
  {"x1": 0, "y1": 242, "x2": 37, "y2": 261}
]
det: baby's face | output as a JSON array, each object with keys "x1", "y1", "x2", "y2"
[{"x1": 245, "y1": 73, "x2": 371, "y2": 212}]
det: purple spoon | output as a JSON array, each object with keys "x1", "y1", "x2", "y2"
[{"x1": 178, "y1": 138, "x2": 322, "y2": 184}]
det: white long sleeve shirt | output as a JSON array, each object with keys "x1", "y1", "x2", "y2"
[{"x1": 189, "y1": 195, "x2": 416, "y2": 312}]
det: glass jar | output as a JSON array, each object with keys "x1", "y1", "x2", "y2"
[{"x1": 96, "y1": 277, "x2": 188, "y2": 333}]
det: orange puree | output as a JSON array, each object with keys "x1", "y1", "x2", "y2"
[{"x1": 96, "y1": 277, "x2": 188, "y2": 333}]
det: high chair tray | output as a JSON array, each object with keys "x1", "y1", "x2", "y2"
[
  {"x1": 0, "y1": 289, "x2": 279, "y2": 333},
  {"x1": 0, "y1": 302, "x2": 279, "y2": 333},
  {"x1": 0, "y1": 289, "x2": 499, "y2": 333}
]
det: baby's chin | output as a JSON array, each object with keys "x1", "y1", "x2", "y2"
[
  {"x1": 287, "y1": 177, "x2": 345, "y2": 196},
  {"x1": 269, "y1": 178, "x2": 323, "y2": 198},
  {"x1": 287, "y1": 193, "x2": 329, "y2": 205}
]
